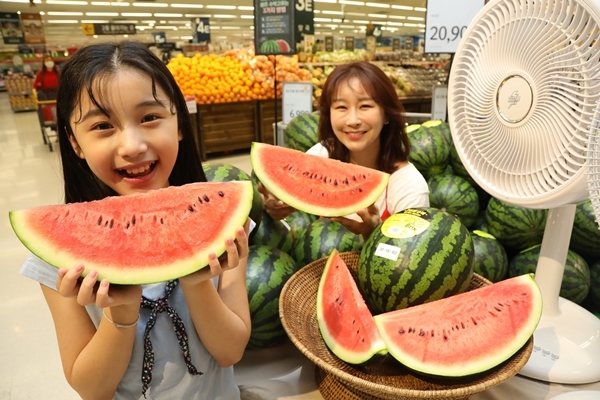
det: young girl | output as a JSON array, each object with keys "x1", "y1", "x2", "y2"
[
  {"x1": 34, "y1": 54, "x2": 60, "y2": 90},
  {"x1": 19, "y1": 41, "x2": 251, "y2": 400},
  {"x1": 261, "y1": 61, "x2": 430, "y2": 239}
]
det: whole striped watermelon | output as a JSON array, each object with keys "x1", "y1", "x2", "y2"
[
  {"x1": 406, "y1": 124, "x2": 450, "y2": 180},
  {"x1": 471, "y1": 230, "x2": 508, "y2": 283},
  {"x1": 449, "y1": 143, "x2": 475, "y2": 186},
  {"x1": 203, "y1": 163, "x2": 263, "y2": 227},
  {"x1": 422, "y1": 120, "x2": 452, "y2": 146},
  {"x1": 508, "y1": 245, "x2": 591, "y2": 305},
  {"x1": 284, "y1": 112, "x2": 319, "y2": 152},
  {"x1": 357, "y1": 207, "x2": 474, "y2": 314},
  {"x1": 284, "y1": 210, "x2": 318, "y2": 242},
  {"x1": 292, "y1": 218, "x2": 363, "y2": 267},
  {"x1": 249, "y1": 210, "x2": 293, "y2": 253},
  {"x1": 428, "y1": 174, "x2": 479, "y2": 228},
  {"x1": 246, "y1": 245, "x2": 298, "y2": 349},
  {"x1": 486, "y1": 197, "x2": 547, "y2": 251},
  {"x1": 569, "y1": 200, "x2": 600, "y2": 260}
]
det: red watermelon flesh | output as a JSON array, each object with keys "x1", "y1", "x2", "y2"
[
  {"x1": 374, "y1": 274, "x2": 541, "y2": 377},
  {"x1": 250, "y1": 142, "x2": 389, "y2": 217},
  {"x1": 317, "y1": 249, "x2": 387, "y2": 364},
  {"x1": 9, "y1": 181, "x2": 253, "y2": 285}
]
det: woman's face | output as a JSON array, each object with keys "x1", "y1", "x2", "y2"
[
  {"x1": 329, "y1": 77, "x2": 386, "y2": 159},
  {"x1": 68, "y1": 69, "x2": 181, "y2": 196}
]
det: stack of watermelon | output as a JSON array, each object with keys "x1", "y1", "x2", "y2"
[{"x1": 283, "y1": 112, "x2": 320, "y2": 152}]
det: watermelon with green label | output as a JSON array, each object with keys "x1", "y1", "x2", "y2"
[
  {"x1": 9, "y1": 182, "x2": 253, "y2": 284},
  {"x1": 428, "y1": 174, "x2": 479, "y2": 228},
  {"x1": 249, "y1": 209, "x2": 293, "y2": 253},
  {"x1": 405, "y1": 124, "x2": 450, "y2": 180},
  {"x1": 250, "y1": 142, "x2": 389, "y2": 217},
  {"x1": 471, "y1": 230, "x2": 508, "y2": 283},
  {"x1": 570, "y1": 200, "x2": 600, "y2": 260},
  {"x1": 292, "y1": 218, "x2": 363, "y2": 267},
  {"x1": 374, "y1": 274, "x2": 542, "y2": 377},
  {"x1": 203, "y1": 163, "x2": 263, "y2": 229},
  {"x1": 508, "y1": 245, "x2": 590, "y2": 305},
  {"x1": 485, "y1": 197, "x2": 547, "y2": 251},
  {"x1": 284, "y1": 112, "x2": 320, "y2": 152},
  {"x1": 317, "y1": 249, "x2": 387, "y2": 364},
  {"x1": 357, "y1": 207, "x2": 474, "y2": 314},
  {"x1": 246, "y1": 244, "x2": 298, "y2": 349}
]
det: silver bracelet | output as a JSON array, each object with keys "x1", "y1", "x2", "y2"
[{"x1": 102, "y1": 309, "x2": 140, "y2": 329}]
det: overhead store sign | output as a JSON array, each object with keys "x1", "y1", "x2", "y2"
[
  {"x1": 1, "y1": 12, "x2": 25, "y2": 45},
  {"x1": 21, "y1": 13, "x2": 45, "y2": 45},
  {"x1": 295, "y1": 0, "x2": 314, "y2": 41},
  {"x1": 192, "y1": 17, "x2": 210, "y2": 43},
  {"x1": 82, "y1": 23, "x2": 136, "y2": 36},
  {"x1": 254, "y1": 0, "x2": 295, "y2": 55},
  {"x1": 424, "y1": 0, "x2": 485, "y2": 53}
]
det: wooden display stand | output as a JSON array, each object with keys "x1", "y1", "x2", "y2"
[{"x1": 257, "y1": 99, "x2": 283, "y2": 145}]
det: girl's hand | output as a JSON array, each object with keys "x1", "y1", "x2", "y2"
[
  {"x1": 331, "y1": 204, "x2": 381, "y2": 241},
  {"x1": 179, "y1": 219, "x2": 250, "y2": 287},
  {"x1": 55, "y1": 265, "x2": 142, "y2": 309},
  {"x1": 257, "y1": 182, "x2": 296, "y2": 220}
]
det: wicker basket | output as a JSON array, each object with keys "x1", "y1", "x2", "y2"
[{"x1": 279, "y1": 252, "x2": 533, "y2": 400}]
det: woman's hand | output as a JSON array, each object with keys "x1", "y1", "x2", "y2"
[
  {"x1": 55, "y1": 265, "x2": 142, "y2": 309},
  {"x1": 331, "y1": 204, "x2": 381, "y2": 241},
  {"x1": 257, "y1": 182, "x2": 296, "y2": 220},
  {"x1": 180, "y1": 219, "x2": 250, "y2": 287}
]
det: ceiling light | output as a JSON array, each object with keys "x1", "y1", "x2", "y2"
[
  {"x1": 86, "y1": 12, "x2": 118, "y2": 16},
  {"x1": 240, "y1": 15, "x2": 254, "y2": 19},
  {"x1": 171, "y1": 3, "x2": 203, "y2": 8},
  {"x1": 185, "y1": 14, "x2": 210, "y2": 18},
  {"x1": 388, "y1": 15, "x2": 406, "y2": 20},
  {"x1": 407, "y1": 17, "x2": 424, "y2": 21},
  {"x1": 322, "y1": 10, "x2": 343, "y2": 15},
  {"x1": 132, "y1": 2, "x2": 168, "y2": 7},
  {"x1": 352, "y1": 20, "x2": 369, "y2": 24},
  {"x1": 391, "y1": 5, "x2": 412, "y2": 11},
  {"x1": 91, "y1": 1, "x2": 128, "y2": 5},
  {"x1": 121, "y1": 13, "x2": 152, "y2": 17},
  {"x1": 180, "y1": 36, "x2": 193, "y2": 40},
  {"x1": 238, "y1": 6, "x2": 253, "y2": 10},
  {"x1": 414, "y1": 7, "x2": 426, "y2": 12},
  {"x1": 366, "y1": 2, "x2": 389, "y2": 8},
  {"x1": 221, "y1": 26, "x2": 240, "y2": 30},
  {"x1": 153, "y1": 13, "x2": 183, "y2": 17},
  {"x1": 0, "y1": 0, "x2": 41, "y2": 3},
  {"x1": 206, "y1": 5, "x2": 235, "y2": 9},
  {"x1": 213, "y1": 14, "x2": 236, "y2": 18},
  {"x1": 81, "y1": 19, "x2": 109, "y2": 23},
  {"x1": 47, "y1": 19, "x2": 80, "y2": 23},
  {"x1": 403, "y1": 23, "x2": 418, "y2": 27},
  {"x1": 314, "y1": 18, "x2": 332, "y2": 22},
  {"x1": 339, "y1": 1, "x2": 364, "y2": 5},
  {"x1": 47, "y1": 11, "x2": 83, "y2": 15},
  {"x1": 314, "y1": 0, "x2": 337, "y2": 3},
  {"x1": 367, "y1": 14, "x2": 387, "y2": 18},
  {"x1": 346, "y1": 12, "x2": 366, "y2": 16},
  {"x1": 46, "y1": 0, "x2": 88, "y2": 4},
  {"x1": 387, "y1": 21, "x2": 403, "y2": 26}
]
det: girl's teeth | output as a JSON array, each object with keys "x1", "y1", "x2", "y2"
[{"x1": 126, "y1": 165, "x2": 150, "y2": 175}]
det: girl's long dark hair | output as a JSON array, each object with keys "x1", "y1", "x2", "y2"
[
  {"x1": 56, "y1": 41, "x2": 205, "y2": 203},
  {"x1": 317, "y1": 61, "x2": 410, "y2": 174}
]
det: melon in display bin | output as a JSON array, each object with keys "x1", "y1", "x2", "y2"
[
  {"x1": 357, "y1": 207, "x2": 474, "y2": 314},
  {"x1": 284, "y1": 112, "x2": 320, "y2": 152},
  {"x1": 250, "y1": 142, "x2": 389, "y2": 217},
  {"x1": 9, "y1": 182, "x2": 253, "y2": 284}
]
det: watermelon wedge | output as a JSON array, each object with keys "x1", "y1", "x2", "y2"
[
  {"x1": 374, "y1": 274, "x2": 542, "y2": 377},
  {"x1": 317, "y1": 249, "x2": 387, "y2": 364},
  {"x1": 9, "y1": 181, "x2": 253, "y2": 285},
  {"x1": 250, "y1": 142, "x2": 389, "y2": 217}
]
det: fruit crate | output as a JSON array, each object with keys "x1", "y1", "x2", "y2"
[
  {"x1": 257, "y1": 99, "x2": 283, "y2": 145},
  {"x1": 196, "y1": 101, "x2": 259, "y2": 160}
]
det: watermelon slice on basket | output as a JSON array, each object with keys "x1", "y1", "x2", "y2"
[
  {"x1": 317, "y1": 249, "x2": 387, "y2": 364},
  {"x1": 374, "y1": 274, "x2": 542, "y2": 377},
  {"x1": 250, "y1": 142, "x2": 389, "y2": 217},
  {"x1": 9, "y1": 181, "x2": 253, "y2": 285}
]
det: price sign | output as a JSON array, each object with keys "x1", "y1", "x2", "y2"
[
  {"x1": 282, "y1": 82, "x2": 313, "y2": 125},
  {"x1": 424, "y1": 0, "x2": 485, "y2": 53}
]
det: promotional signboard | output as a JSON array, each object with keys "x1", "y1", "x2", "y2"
[
  {"x1": 192, "y1": 17, "x2": 210, "y2": 43},
  {"x1": 1, "y1": 12, "x2": 25, "y2": 45},
  {"x1": 424, "y1": 0, "x2": 485, "y2": 53},
  {"x1": 21, "y1": 13, "x2": 45, "y2": 44},
  {"x1": 254, "y1": 0, "x2": 295, "y2": 55}
]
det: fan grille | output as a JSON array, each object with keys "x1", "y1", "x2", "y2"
[
  {"x1": 449, "y1": 0, "x2": 600, "y2": 203},
  {"x1": 588, "y1": 102, "x2": 600, "y2": 229}
]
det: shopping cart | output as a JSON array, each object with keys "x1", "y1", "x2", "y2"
[{"x1": 33, "y1": 87, "x2": 58, "y2": 151}]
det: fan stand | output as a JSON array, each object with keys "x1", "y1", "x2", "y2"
[{"x1": 518, "y1": 204, "x2": 600, "y2": 384}]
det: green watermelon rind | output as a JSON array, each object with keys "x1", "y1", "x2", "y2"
[
  {"x1": 373, "y1": 274, "x2": 542, "y2": 377},
  {"x1": 316, "y1": 249, "x2": 388, "y2": 364},
  {"x1": 9, "y1": 181, "x2": 254, "y2": 285},
  {"x1": 250, "y1": 142, "x2": 390, "y2": 217}
]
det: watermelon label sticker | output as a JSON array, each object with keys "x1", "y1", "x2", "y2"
[
  {"x1": 381, "y1": 213, "x2": 429, "y2": 238},
  {"x1": 375, "y1": 243, "x2": 401, "y2": 261}
]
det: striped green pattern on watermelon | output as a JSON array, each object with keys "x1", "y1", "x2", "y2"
[
  {"x1": 588, "y1": 261, "x2": 600, "y2": 307},
  {"x1": 471, "y1": 230, "x2": 508, "y2": 283},
  {"x1": 428, "y1": 174, "x2": 479, "y2": 228},
  {"x1": 246, "y1": 245, "x2": 298, "y2": 349},
  {"x1": 406, "y1": 124, "x2": 450, "y2": 180},
  {"x1": 508, "y1": 245, "x2": 591, "y2": 305},
  {"x1": 570, "y1": 200, "x2": 600, "y2": 259},
  {"x1": 422, "y1": 120, "x2": 452, "y2": 146},
  {"x1": 292, "y1": 218, "x2": 363, "y2": 267},
  {"x1": 449, "y1": 143, "x2": 476, "y2": 186},
  {"x1": 485, "y1": 197, "x2": 547, "y2": 251},
  {"x1": 250, "y1": 210, "x2": 293, "y2": 253},
  {"x1": 357, "y1": 207, "x2": 474, "y2": 314},
  {"x1": 284, "y1": 112, "x2": 319, "y2": 152},
  {"x1": 284, "y1": 210, "x2": 318, "y2": 241}
]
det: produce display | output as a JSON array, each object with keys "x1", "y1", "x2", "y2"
[
  {"x1": 428, "y1": 174, "x2": 480, "y2": 228},
  {"x1": 9, "y1": 182, "x2": 253, "y2": 284},
  {"x1": 246, "y1": 244, "x2": 298, "y2": 349},
  {"x1": 317, "y1": 250, "x2": 387, "y2": 364},
  {"x1": 283, "y1": 112, "x2": 320, "y2": 152},
  {"x1": 250, "y1": 142, "x2": 390, "y2": 217},
  {"x1": 471, "y1": 230, "x2": 509, "y2": 283},
  {"x1": 406, "y1": 123, "x2": 451, "y2": 179},
  {"x1": 373, "y1": 274, "x2": 542, "y2": 377},
  {"x1": 357, "y1": 207, "x2": 474, "y2": 314}
]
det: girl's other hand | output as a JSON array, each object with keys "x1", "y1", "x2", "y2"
[
  {"x1": 331, "y1": 203, "x2": 381, "y2": 241},
  {"x1": 56, "y1": 265, "x2": 142, "y2": 309},
  {"x1": 257, "y1": 182, "x2": 296, "y2": 220},
  {"x1": 180, "y1": 219, "x2": 250, "y2": 286}
]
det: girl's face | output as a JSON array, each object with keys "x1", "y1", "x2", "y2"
[
  {"x1": 68, "y1": 69, "x2": 181, "y2": 196},
  {"x1": 330, "y1": 78, "x2": 386, "y2": 158}
]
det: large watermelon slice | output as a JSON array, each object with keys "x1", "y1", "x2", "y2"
[
  {"x1": 317, "y1": 249, "x2": 387, "y2": 364},
  {"x1": 374, "y1": 274, "x2": 542, "y2": 377},
  {"x1": 250, "y1": 142, "x2": 389, "y2": 217},
  {"x1": 9, "y1": 181, "x2": 253, "y2": 285}
]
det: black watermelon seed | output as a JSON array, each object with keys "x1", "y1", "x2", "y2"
[
  {"x1": 131, "y1": 216, "x2": 136, "y2": 225},
  {"x1": 97, "y1": 216, "x2": 102, "y2": 225},
  {"x1": 126, "y1": 222, "x2": 130, "y2": 229},
  {"x1": 109, "y1": 220, "x2": 114, "y2": 229},
  {"x1": 419, "y1": 331, "x2": 425, "y2": 337},
  {"x1": 358, "y1": 188, "x2": 363, "y2": 192},
  {"x1": 218, "y1": 191, "x2": 224, "y2": 197},
  {"x1": 398, "y1": 329, "x2": 405, "y2": 334},
  {"x1": 203, "y1": 195, "x2": 210, "y2": 202},
  {"x1": 188, "y1": 206, "x2": 194, "y2": 212},
  {"x1": 160, "y1": 218, "x2": 164, "y2": 224},
  {"x1": 198, "y1": 196, "x2": 203, "y2": 204}
]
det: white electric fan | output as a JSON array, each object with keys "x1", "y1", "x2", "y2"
[{"x1": 448, "y1": 0, "x2": 600, "y2": 385}]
